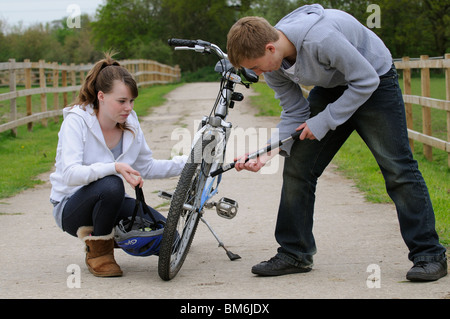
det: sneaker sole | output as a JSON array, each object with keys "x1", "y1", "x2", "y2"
[
  {"x1": 406, "y1": 270, "x2": 447, "y2": 282},
  {"x1": 251, "y1": 267, "x2": 311, "y2": 277}
]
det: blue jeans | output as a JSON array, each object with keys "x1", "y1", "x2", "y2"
[
  {"x1": 62, "y1": 175, "x2": 165, "y2": 237},
  {"x1": 275, "y1": 67, "x2": 446, "y2": 267}
]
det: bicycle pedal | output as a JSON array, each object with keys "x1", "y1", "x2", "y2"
[
  {"x1": 216, "y1": 197, "x2": 238, "y2": 219},
  {"x1": 158, "y1": 190, "x2": 173, "y2": 200}
]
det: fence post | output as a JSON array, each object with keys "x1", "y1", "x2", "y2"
[
  {"x1": 445, "y1": 53, "x2": 450, "y2": 168},
  {"x1": 52, "y1": 62, "x2": 59, "y2": 123},
  {"x1": 8, "y1": 59, "x2": 17, "y2": 137},
  {"x1": 24, "y1": 59, "x2": 32, "y2": 131},
  {"x1": 150, "y1": 61, "x2": 154, "y2": 84},
  {"x1": 420, "y1": 55, "x2": 432, "y2": 161},
  {"x1": 70, "y1": 63, "x2": 76, "y2": 103},
  {"x1": 80, "y1": 63, "x2": 86, "y2": 84},
  {"x1": 175, "y1": 65, "x2": 181, "y2": 82},
  {"x1": 402, "y1": 56, "x2": 414, "y2": 151},
  {"x1": 39, "y1": 59, "x2": 48, "y2": 127},
  {"x1": 62, "y1": 63, "x2": 68, "y2": 107},
  {"x1": 157, "y1": 62, "x2": 161, "y2": 83},
  {"x1": 131, "y1": 61, "x2": 135, "y2": 79},
  {"x1": 139, "y1": 60, "x2": 144, "y2": 86}
]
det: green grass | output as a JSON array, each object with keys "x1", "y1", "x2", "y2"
[
  {"x1": 250, "y1": 83, "x2": 282, "y2": 117},
  {"x1": 250, "y1": 79, "x2": 449, "y2": 247},
  {"x1": 0, "y1": 121, "x2": 60, "y2": 198},
  {"x1": 0, "y1": 83, "x2": 182, "y2": 199},
  {"x1": 333, "y1": 133, "x2": 449, "y2": 247},
  {"x1": 133, "y1": 83, "x2": 183, "y2": 117}
]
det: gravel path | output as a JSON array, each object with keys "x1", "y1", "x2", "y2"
[{"x1": 0, "y1": 82, "x2": 448, "y2": 300}]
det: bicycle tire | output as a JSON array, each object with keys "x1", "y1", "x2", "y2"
[{"x1": 158, "y1": 138, "x2": 214, "y2": 281}]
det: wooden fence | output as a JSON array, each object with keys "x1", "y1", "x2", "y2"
[
  {"x1": 0, "y1": 59, "x2": 181, "y2": 136},
  {"x1": 394, "y1": 54, "x2": 450, "y2": 167},
  {"x1": 295, "y1": 55, "x2": 450, "y2": 167},
  {"x1": 2, "y1": 55, "x2": 449, "y2": 166}
]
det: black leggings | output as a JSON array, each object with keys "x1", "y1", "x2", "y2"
[{"x1": 62, "y1": 175, "x2": 165, "y2": 237}]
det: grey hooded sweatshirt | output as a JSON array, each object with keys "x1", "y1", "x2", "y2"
[{"x1": 264, "y1": 4, "x2": 392, "y2": 155}]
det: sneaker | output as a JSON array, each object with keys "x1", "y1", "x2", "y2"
[
  {"x1": 251, "y1": 256, "x2": 312, "y2": 276},
  {"x1": 406, "y1": 258, "x2": 447, "y2": 282}
]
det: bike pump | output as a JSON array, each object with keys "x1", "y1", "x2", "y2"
[{"x1": 210, "y1": 129, "x2": 304, "y2": 177}]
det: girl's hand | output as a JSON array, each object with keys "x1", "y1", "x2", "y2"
[{"x1": 115, "y1": 162, "x2": 143, "y2": 188}]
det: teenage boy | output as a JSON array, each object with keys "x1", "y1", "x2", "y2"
[{"x1": 226, "y1": 4, "x2": 447, "y2": 281}]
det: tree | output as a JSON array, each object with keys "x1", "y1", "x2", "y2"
[
  {"x1": 239, "y1": 0, "x2": 447, "y2": 58},
  {"x1": 0, "y1": 20, "x2": 11, "y2": 61},
  {"x1": 51, "y1": 15, "x2": 102, "y2": 64},
  {"x1": 422, "y1": 0, "x2": 450, "y2": 55},
  {"x1": 6, "y1": 23, "x2": 61, "y2": 62},
  {"x1": 91, "y1": 0, "x2": 162, "y2": 59},
  {"x1": 1, "y1": 0, "x2": 446, "y2": 67},
  {"x1": 159, "y1": 0, "x2": 237, "y2": 70},
  {"x1": 238, "y1": 0, "x2": 302, "y2": 24}
]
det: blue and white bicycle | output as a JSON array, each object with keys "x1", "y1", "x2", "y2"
[{"x1": 157, "y1": 39, "x2": 259, "y2": 281}]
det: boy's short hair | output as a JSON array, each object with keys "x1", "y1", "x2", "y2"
[{"x1": 227, "y1": 16, "x2": 279, "y2": 68}]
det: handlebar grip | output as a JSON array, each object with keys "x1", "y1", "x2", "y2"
[{"x1": 168, "y1": 38, "x2": 198, "y2": 47}]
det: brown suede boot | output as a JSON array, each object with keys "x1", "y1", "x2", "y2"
[{"x1": 77, "y1": 226, "x2": 123, "y2": 277}]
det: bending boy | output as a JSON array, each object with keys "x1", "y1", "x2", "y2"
[{"x1": 227, "y1": 4, "x2": 447, "y2": 281}]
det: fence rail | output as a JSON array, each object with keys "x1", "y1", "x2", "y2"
[{"x1": 0, "y1": 58, "x2": 180, "y2": 135}]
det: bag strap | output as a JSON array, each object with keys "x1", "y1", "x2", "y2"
[
  {"x1": 135, "y1": 186, "x2": 158, "y2": 224},
  {"x1": 126, "y1": 186, "x2": 159, "y2": 232}
]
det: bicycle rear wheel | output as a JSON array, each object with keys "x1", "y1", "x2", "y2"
[{"x1": 158, "y1": 141, "x2": 213, "y2": 281}]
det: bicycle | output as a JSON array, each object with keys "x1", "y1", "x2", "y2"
[{"x1": 157, "y1": 38, "x2": 259, "y2": 281}]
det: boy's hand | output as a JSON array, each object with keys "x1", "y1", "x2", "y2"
[
  {"x1": 234, "y1": 147, "x2": 279, "y2": 173},
  {"x1": 297, "y1": 123, "x2": 316, "y2": 140}
]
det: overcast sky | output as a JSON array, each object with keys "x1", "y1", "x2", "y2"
[{"x1": 0, "y1": 0, "x2": 105, "y2": 27}]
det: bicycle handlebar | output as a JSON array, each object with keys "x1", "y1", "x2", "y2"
[{"x1": 168, "y1": 38, "x2": 228, "y2": 60}]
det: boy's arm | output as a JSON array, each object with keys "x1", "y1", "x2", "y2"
[
  {"x1": 305, "y1": 34, "x2": 380, "y2": 141},
  {"x1": 264, "y1": 71, "x2": 310, "y2": 157}
]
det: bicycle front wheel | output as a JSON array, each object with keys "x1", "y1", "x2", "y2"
[{"x1": 158, "y1": 143, "x2": 213, "y2": 281}]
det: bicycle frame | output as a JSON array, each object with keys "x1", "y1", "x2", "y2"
[{"x1": 171, "y1": 38, "x2": 257, "y2": 213}]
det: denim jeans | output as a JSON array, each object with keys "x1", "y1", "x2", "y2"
[
  {"x1": 62, "y1": 175, "x2": 165, "y2": 237},
  {"x1": 275, "y1": 66, "x2": 446, "y2": 267}
]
